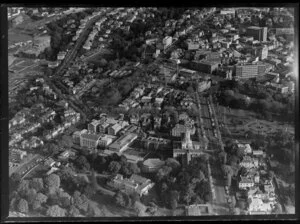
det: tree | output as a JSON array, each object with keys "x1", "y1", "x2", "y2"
[
  {"x1": 219, "y1": 151, "x2": 227, "y2": 164},
  {"x1": 74, "y1": 155, "x2": 91, "y2": 172},
  {"x1": 72, "y1": 191, "x2": 89, "y2": 213},
  {"x1": 25, "y1": 188, "x2": 37, "y2": 205},
  {"x1": 46, "y1": 205, "x2": 67, "y2": 217},
  {"x1": 31, "y1": 193, "x2": 47, "y2": 210},
  {"x1": 44, "y1": 174, "x2": 61, "y2": 192},
  {"x1": 108, "y1": 161, "x2": 122, "y2": 174},
  {"x1": 9, "y1": 173, "x2": 21, "y2": 190},
  {"x1": 221, "y1": 164, "x2": 233, "y2": 177},
  {"x1": 16, "y1": 198, "x2": 29, "y2": 214},
  {"x1": 273, "y1": 203, "x2": 282, "y2": 214},
  {"x1": 114, "y1": 190, "x2": 126, "y2": 207},
  {"x1": 237, "y1": 200, "x2": 246, "y2": 210},
  {"x1": 183, "y1": 183, "x2": 196, "y2": 205},
  {"x1": 99, "y1": 58, "x2": 108, "y2": 67},
  {"x1": 17, "y1": 179, "x2": 30, "y2": 198},
  {"x1": 68, "y1": 205, "x2": 81, "y2": 217},
  {"x1": 30, "y1": 178, "x2": 44, "y2": 192},
  {"x1": 87, "y1": 201, "x2": 103, "y2": 217},
  {"x1": 128, "y1": 163, "x2": 140, "y2": 175}
]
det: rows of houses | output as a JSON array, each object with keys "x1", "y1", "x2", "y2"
[{"x1": 236, "y1": 142, "x2": 279, "y2": 214}]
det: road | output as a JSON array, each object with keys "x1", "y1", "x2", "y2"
[{"x1": 42, "y1": 73, "x2": 88, "y2": 122}]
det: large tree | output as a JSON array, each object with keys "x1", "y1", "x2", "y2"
[
  {"x1": 16, "y1": 198, "x2": 29, "y2": 214},
  {"x1": 46, "y1": 205, "x2": 67, "y2": 217},
  {"x1": 44, "y1": 174, "x2": 61, "y2": 192}
]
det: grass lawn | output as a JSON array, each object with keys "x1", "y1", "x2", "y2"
[{"x1": 92, "y1": 194, "x2": 137, "y2": 217}]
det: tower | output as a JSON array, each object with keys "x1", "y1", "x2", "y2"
[{"x1": 182, "y1": 128, "x2": 193, "y2": 150}]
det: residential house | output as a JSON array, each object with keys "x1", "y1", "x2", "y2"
[
  {"x1": 44, "y1": 157, "x2": 56, "y2": 167},
  {"x1": 58, "y1": 150, "x2": 76, "y2": 160},
  {"x1": 240, "y1": 156, "x2": 259, "y2": 169},
  {"x1": 9, "y1": 149, "x2": 27, "y2": 162},
  {"x1": 237, "y1": 143, "x2": 252, "y2": 155}
]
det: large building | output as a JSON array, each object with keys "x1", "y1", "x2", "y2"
[
  {"x1": 141, "y1": 158, "x2": 165, "y2": 173},
  {"x1": 80, "y1": 133, "x2": 102, "y2": 148},
  {"x1": 108, "y1": 133, "x2": 138, "y2": 153},
  {"x1": 246, "y1": 26, "x2": 268, "y2": 42},
  {"x1": 190, "y1": 60, "x2": 219, "y2": 74},
  {"x1": 173, "y1": 129, "x2": 203, "y2": 166},
  {"x1": 107, "y1": 174, "x2": 155, "y2": 196},
  {"x1": 234, "y1": 64, "x2": 266, "y2": 79}
]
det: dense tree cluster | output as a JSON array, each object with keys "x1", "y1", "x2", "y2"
[
  {"x1": 217, "y1": 80, "x2": 294, "y2": 122},
  {"x1": 153, "y1": 155, "x2": 211, "y2": 209}
]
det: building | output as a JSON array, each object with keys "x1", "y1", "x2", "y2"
[
  {"x1": 239, "y1": 176, "x2": 255, "y2": 189},
  {"x1": 185, "y1": 204, "x2": 212, "y2": 216},
  {"x1": 9, "y1": 149, "x2": 27, "y2": 162},
  {"x1": 258, "y1": 45, "x2": 269, "y2": 60},
  {"x1": 173, "y1": 129, "x2": 203, "y2": 166},
  {"x1": 108, "y1": 174, "x2": 155, "y2": 196},
  {"x1": 240, "y1": 156, "x2": 259, "y2": 169},
  {"x1": 235, "y1": 64, "x2": 266, "y2": 79},
  {"x1": 108, "y1": 121, "x2": 129, "y2": 136},
  {"x1": 58, "y1": 150, "x2": 76, "y2": 160},
  {"x1": 163, "y1": 36, "x2": 172, "y2": 50},
  {"x1": 246, "y1": 26, "x2": 268, "y2": 42},
  {"x1": 172, "y1": 123, "x2": 196, "y2": 137},
  {"x1": 98, "y1": 135, "x2": 116, "y2": 147},
  {"x1": 108, "y1": 133, "x2": 138, "y2": 153},
  {"x1": 248, "y1": 197, "x2": 274, "y2": 215},
  {"x1": 80, "y1": 133, "x2": 102, "y2": 148},
  {"x1": 72, "y1": 129, "x2": 88, "y2": 144},
  {"x1": 237, "y1": 143, "x2": 252, "y2": 155},
  {"x1": 275, "y1": 28, "x2": 294, "y2": 35},
  {"x1": 141, "y1": 158, "x2": 165, "y2": 173},
  {"x1": 198, "y1": 79, "x2": 211, "y2": 92},
  {"x1": 190, "y1": 60, "x2": 219, "y2": 74},
  {"x1": 19, "y1": 35, "x2": 51, "y2": 57},
  {"x1": 88, "y1": 119, "x2": 102, "y2": 133}
]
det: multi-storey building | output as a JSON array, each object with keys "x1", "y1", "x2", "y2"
[
  {"x1": 246, "y1": 26, "x2": 268, "y2": 42},
  {"x1": 234, "y1": 64, "x2": 266, "y2": 79},
  {"x1": 79, "y1": 133, "x2": 102, "y2": 148}
]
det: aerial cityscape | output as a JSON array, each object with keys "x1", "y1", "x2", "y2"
[{"x1": 7, "y1": 6, "x2": 296, "y2": 218}]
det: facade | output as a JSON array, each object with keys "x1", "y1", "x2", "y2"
[
  {"x1": 246, "y1": 26, "x2": 268, "y2": 42},
  {"x1": 190, "y1": 60, "x2": 219, "y2": 74},
  {"x1": 80, "y1": 133, "x2": 102, "y2": 148},
  {"x1": 98, "y1": 135, "x2": 116, "y2": 147},
  {"x1": 240, "y1": 156, "x2": 259, "y2": 169},
  {"x1": 235, "y1": 64, "x2": 266, "y2": 79},
  {"x1": 72, "y1": 129, "x2": 88, "y2": 144},
  {"x1": 239, "y1": 176, "x2": 255, "y2": 189}
]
